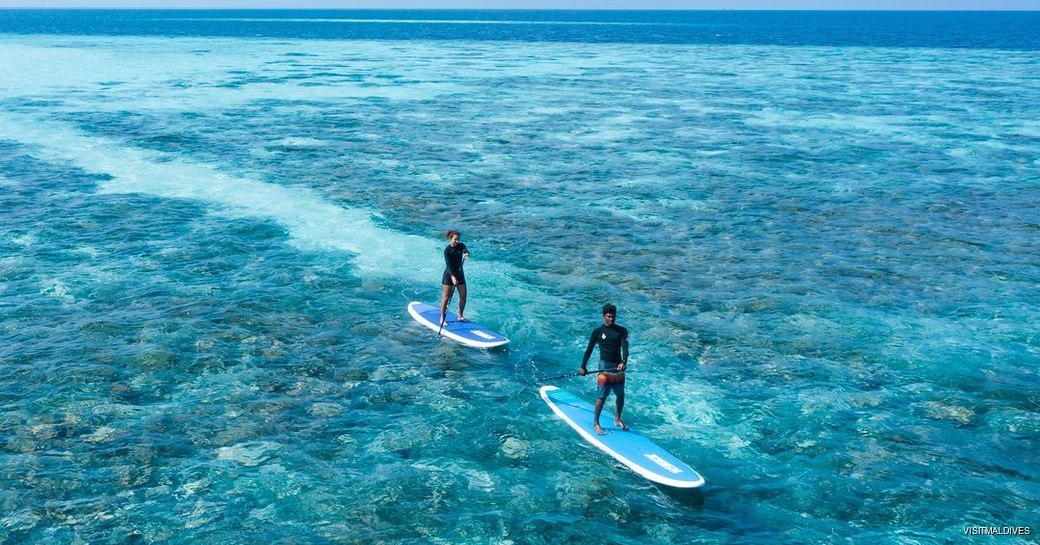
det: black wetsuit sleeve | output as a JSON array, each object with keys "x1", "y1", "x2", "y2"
[
  {"x1": 444, "y1": 246, "x2": 458, "y2": 277},
  {"x1": 621, "y1": 327, "x2": 629, "y2": 363},
  {"x1": 457, "y1": 243, "x2": 468, "y2": 276},
  {"x1": 581, "y1": 327, "x2": 599, "y2": 368}
]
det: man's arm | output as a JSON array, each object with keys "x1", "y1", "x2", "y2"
[{"x1": 621, "y1": 328, "x2": 629, "y2": 364}]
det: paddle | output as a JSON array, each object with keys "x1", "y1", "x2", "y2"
[
  {"x1": 437, "y1": 283, "x2": 456, "y2": 336},
  {"x1": 536, "y1": 368, "x2": 621, "y2": 382}
]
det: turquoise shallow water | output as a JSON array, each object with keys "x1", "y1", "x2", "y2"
[{"x1": 2, "y1": 12, "x2": 1039, "y2": 545}]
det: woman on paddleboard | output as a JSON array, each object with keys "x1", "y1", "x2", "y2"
[
  {"x1": 579, "y1": 303, "x2": 629, "y2": 435},
  {"x1": 440, "y1": 230, "x2": 469, "y2": 326}
]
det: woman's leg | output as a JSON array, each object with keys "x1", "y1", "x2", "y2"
[
  {"x1": 439, "y1": 283, "x2": 454, "y2": 325},
  {"x1": 456, "y1": 284, "x2": 467, "y2": 320}
]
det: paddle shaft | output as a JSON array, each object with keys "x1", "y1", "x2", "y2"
[{"x1": 536, "y1": 368, "x2": 621, "y2": 382}]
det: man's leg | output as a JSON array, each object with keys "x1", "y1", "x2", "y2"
[
  {"x1": 593, "y1": 398, "x2": 607, "y2": 435},
  {"x1": 613, "y1": 384, "x2": 628, "y2": 431}
]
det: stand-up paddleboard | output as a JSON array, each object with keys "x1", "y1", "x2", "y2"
[
  {"x1": 407, "y1": 302, "x2": 509, "y2": 348},
  {"x1": 540, "y1": 385, "x2": 704, "y2": 488}
]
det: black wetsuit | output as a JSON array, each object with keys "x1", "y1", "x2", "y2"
[
  {"x1": 442, "y1": 243, "x2": 468, "y2": 285},
  {"x1": 581, "y1": 324, "x2": 629, "y2": 370}
]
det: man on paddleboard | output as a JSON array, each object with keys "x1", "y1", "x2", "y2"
[{"x1": 579, "y1": 303, "x2": 629, "y2": 435}]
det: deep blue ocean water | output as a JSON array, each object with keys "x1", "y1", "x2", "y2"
[{"x1": 1, "y1": 9, "x2": 1038, "y2": 545}]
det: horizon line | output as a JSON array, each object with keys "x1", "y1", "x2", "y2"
[{"x1": 1, "y1": 6, "x2": 1038, "y2": 10}]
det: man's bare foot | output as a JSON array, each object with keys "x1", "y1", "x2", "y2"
[
  {"x1": 615, "y1": 419, "x2": 629, "y2": 431},
  {"x1": 594, "y1": 423, "x2": 606, "y2": 435}
]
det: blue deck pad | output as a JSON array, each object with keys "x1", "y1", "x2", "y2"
[
  {"x1": 407, "y1": 302, "x2": 509, "y2": 349},
  {"x1": 540, "y1": 385, "x2": 704, "y2": 488}
]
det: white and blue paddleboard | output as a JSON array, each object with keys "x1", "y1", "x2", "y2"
[
  {"x1": 407, "y1": 301, "x2": 509, "y2": 349},
  {"x1": 540, "y1": 385, "x2": 705, "y2": 488}
]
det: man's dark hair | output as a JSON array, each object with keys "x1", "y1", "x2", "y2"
[{"x1": 602, "y1": 303, "x2": 617, "y2": 315}]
